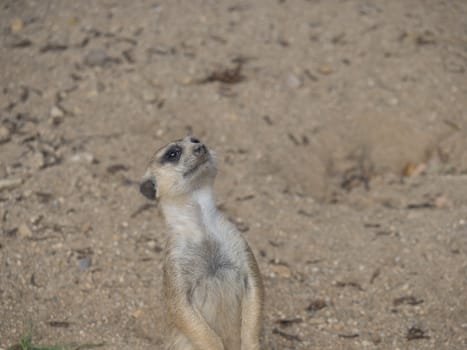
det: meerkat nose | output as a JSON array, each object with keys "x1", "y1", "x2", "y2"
[{"x1": 193, "y1": 144, "x2": 207, "y2": 155}]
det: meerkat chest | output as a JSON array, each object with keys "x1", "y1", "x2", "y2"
[{"x1": 171, "y1": 235, "x2": 248, "y2": 284}]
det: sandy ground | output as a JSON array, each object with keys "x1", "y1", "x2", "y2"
[{"x1": 1, "y1": 1, "x2": 467, "y2": 349}]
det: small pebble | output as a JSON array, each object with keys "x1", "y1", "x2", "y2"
[
  {"x1": 79, "y1": 257, "x2": 92, "y2": 271},
  {"x1": 50, "y1": 105, "x2": 65, "y2": 118},
  {"x1": 434, "y1": 195, "x2": 452, "y2": 209},
  {"x1": 28, "y1": 152, "x2": 45, "y2": 170},
  {"x1": 147, "y1": 240, "x2": 157, "y2": 249},
  {"x1": 270, "y1": 264, "x2": 292, "y2": 278},
  {"x1": 30, "y1": 214, "x2": 44, "y2": 225},
  {"x1": 318, "y1": 64, "x2": 334, "y2": 75},
  {"x1": 18, "y1": 223, "x2": 33, "y2": 238},
  {"x1": 0, "y1": 178, "x2": 22, "y2": 191},
  {"x1": 70, "y1": 152, "x2": 95, "y2": 163},
  {"x1": 131, "y1": 309, "x2": 144, "y2": 319},
  {"x1": 10, "y1": 18, "x2": 24, "y2": 33},
  {"x1": 0, "y1": 126, "x2": 11, "y2": 143},
  {"x1": 84, "y1": 49, "x2": 110, "y2": 67},
  {"x1": 286, "y1": 73, "x2": 302, "y2": 89}
]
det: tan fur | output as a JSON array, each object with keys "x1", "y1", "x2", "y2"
[{"x1": 140, "y1": 136, "x2": 264, "y2": 350}]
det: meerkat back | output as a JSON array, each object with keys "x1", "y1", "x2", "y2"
[{"x1": 140, "y1": 136, "x2": 264, "y2": 350}]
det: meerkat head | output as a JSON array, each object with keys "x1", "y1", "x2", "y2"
[{"x1": 140, "y1": 136, "x2": 217, "y2": 201}]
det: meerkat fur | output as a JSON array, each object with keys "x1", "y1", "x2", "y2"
[{"x1": 140, "y1": 136, "x2": 264, "y2": 350}]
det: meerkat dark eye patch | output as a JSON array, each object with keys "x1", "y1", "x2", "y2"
[
  {"x1": 161, "y1": 145, "x2": 182, "y2": 164},
  {"x1": 190, "y1": 137, "x2": 200, "y2": 143},
  {"x1": 140, "y1": 178, "x2": 157, "y2": 200}
]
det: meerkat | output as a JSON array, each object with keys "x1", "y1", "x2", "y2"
[{"x1": 139, "y1": 136, "x2": 264, "y2": 350}]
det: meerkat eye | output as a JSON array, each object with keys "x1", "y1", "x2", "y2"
[
  {"x1": 162, "y1": 145, "x2": 182, "y2": 163},
  {"x1": 190, "y1": 137, "x2": 200, "y2": 143}
]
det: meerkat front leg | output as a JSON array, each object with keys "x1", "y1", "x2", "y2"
[
  {"x1": 169, "y1": 300, "x2": 224, "y2": 350},
  {"x1": 164, "y1": 261, "x2": 225, "y2": 350},
  {"x1": 241, "y1": 248, "x2": 264, "y2": 350}
]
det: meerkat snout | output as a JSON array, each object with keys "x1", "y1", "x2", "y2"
[{"x1": 193, "y1": 143, "x2": 207, "y2": 156}]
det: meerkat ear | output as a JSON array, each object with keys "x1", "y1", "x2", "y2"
[{"x1": 140, "y1": 176, "x2": 157, "y2": 200}]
